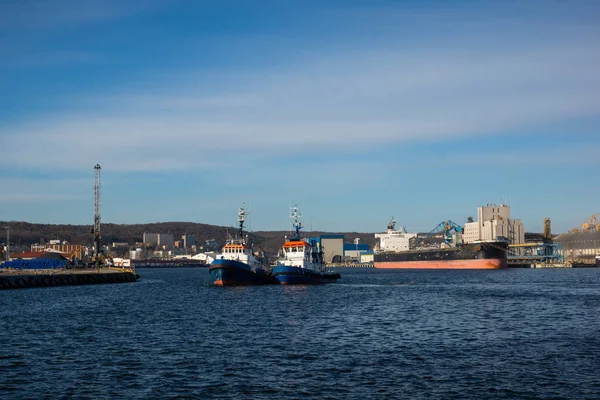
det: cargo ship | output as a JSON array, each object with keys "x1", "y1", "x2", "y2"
[
  {"x1": 272, "y1": 205, "x2": 340, "y2": 284},
  {"x1": 374, "y1": 218, "x2": 508, "y2": 269},
  {"x1": 209, "y1": 203, "x2": 277, "y2": 286}
]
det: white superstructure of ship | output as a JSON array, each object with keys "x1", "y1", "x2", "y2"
[
  {"x1": 272, "y1": 205, "x2": 340, "y2": 284},
  {"x1": 276, "y1": 205, "x2": 325, "y2": 272},
  {"x1": 374, "y1": 217, "x2": 417, "y2": 253},
  {"x1": 214, "y1": 203, "x2": 266, "y2": 270},
  {"x1": 208, "y1": 203, "x2": 275, "y2": 286}
]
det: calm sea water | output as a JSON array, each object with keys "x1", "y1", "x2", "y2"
[{"x1": 1, "y1": 268, "x2": 599, "y2": 399}]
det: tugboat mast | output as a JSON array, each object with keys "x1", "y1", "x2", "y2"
[
  {"x1": 237, "y1": 202, "x2": 246, "y2": 238},
  {"x1": 291, "y1": 205, "x2": 302, "y2": 240}
]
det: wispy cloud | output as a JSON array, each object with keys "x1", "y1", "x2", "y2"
[
  {"x1": 0, "y1": 0, "x2": 167, "y2": 70},
  {"x1": 0, "y1": 178, "x2": 89, "y2": 203},
  {"x1": 2, "y1": 50, "x2": 105, "y2": 69},
  {"x1": 0, "y1": 193, "x2": 87, "y2": 203},
  {"x1": 440, "y1": 143, "x2": 600, "y2": 168},
  {"x1": 2, "y1": 32, "x2": 598, "y2": 172},
  {"x1": 0, "y1": 0, "x2": 164, "y2": 30},
  {"x1": 1, "y1": 1, "x2": 599, "y2": 177}
]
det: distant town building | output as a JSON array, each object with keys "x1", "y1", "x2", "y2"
[
  {"x1": 182, "y1": 234, "x2": 196, "y2": 248},
  {"x1": 152, "y1": 250, "x2": 172, "y2": 258},
  {"x1": 143, "y1": 233, "x2": 159, "y2": 246},
  {"x1": 204, "y1": 239, "x2": 219, "y2": 252},
  {"x1": 463, "y1": 203, "x2": 525, "y2": 244},
  {"x1": 143, "y1": 233, "x2": 174, "y2": 247},
  {"x1": 130, "y1": 248, "x2": 145, "y2": 260},
  {"x1": 158, "y1": 234, "x2": 174, "y2": 247}
]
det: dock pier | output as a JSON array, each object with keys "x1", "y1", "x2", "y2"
[{"x1": 0, "y1": 268, "x2": 139, "y2": 289}]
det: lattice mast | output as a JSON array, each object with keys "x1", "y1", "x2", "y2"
[
  {"x1": 237, "y1": 202, "x2": 246, "y2": 238},
  {"x1": 93, "y1": 164, "x2": 102, "y2": 267},
  {"x1": 290, "y1": 205, "x2": 303, "y2": 240}
]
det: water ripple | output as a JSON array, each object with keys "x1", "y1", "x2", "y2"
[{"x1": 1, "y1": 268, "x2": 600, "y2": 399}]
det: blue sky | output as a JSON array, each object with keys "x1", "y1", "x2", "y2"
[{"x1": 0, "y1": 0, "x2": 599, "y2": 234}]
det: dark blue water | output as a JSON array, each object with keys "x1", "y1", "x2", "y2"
[{"x1": 1, "y1": 268, "x2": 600, "y2": 399}]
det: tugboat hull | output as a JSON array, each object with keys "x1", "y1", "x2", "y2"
[
  {"x1": 272, "y1": 265, "x2": 340, "y2": 285},
  {"x1": 209, "y1": 259, "x2": 277, "y2": 286}
]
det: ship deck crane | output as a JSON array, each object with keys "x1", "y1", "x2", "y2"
[{"x1": 426, "y1": 220, "x2": 463, "y2": 244}]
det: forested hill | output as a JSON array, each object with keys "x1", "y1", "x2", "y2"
[{"x1": 0, "y1": 221, "x2": 378, "y2": 254}]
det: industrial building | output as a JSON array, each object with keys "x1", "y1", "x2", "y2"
[
  {"x1": 555, "y1": 214, "x2": 600, "y2": 264},
  {"x1": 343, "y1": 243, "x2": 371, "y2": 262},
  {"x1": 30, "y1": 243, "x2": 86, "y2": 260},
  {"x1": 463, "y1": 203, "x2": 525, "y2": 244},
  {"x1": 319, "y1": 234, "x2": 344, "y2": 264}
]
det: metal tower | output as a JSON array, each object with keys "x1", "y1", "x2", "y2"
[
  {"x1": 543, "y1": 218, "x2": 552, "y2": 242},
  {"x1": 93, "y1": 164, "x2": 102, "y2": 267}
]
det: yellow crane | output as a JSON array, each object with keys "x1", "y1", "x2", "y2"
[
  {"x1": 581, "y1": 213, "x2": 599, "y2": 230},
  {"x1": 569, "y1": 213, "x2": 600, "y2": 233}
]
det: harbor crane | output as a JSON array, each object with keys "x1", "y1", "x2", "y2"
[
  {"x1": 568, "y1": 213, "x2": 600, "y2": 233},
  {"x1": 92, "y1": 164, "x2": 102, "y2": 268}
]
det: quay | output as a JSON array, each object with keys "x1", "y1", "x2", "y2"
[
  {"x1": 327, "y1": 263, "x2": 375, "y2": 268},
  {"x1": 0, "y1": 267, "x2": 139, "y2": 290}
]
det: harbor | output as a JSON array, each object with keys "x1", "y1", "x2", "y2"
[
  {"x1": 1, "y1": 163, "x2": 598, "y2": 282},
  {"x1": 1, "y1": 1, "x2": 599, "y2": 398}
]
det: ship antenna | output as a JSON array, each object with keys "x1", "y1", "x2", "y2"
[
  {"x1": 238, "y1": 202, "x2": 246, "y2": 239},
  {"x1": 387, "y1": 217, "x2": 396, "y2": 231}
]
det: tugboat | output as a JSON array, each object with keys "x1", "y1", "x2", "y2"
[
  {"x1": 209, "y1": 203, "x2": 277, "y2": 286},
  {"x1": 272, "y1": 205, "x2": 341, "y2": 285}
]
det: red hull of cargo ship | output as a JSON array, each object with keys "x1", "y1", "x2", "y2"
[{"x1": 374, "y1": 258, "x2": 506, "y2": 269}]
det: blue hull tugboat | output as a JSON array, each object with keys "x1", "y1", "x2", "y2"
[
  {"x1": 272, "y1": 205, "x2": 341, "y2": 285},
  {"x1": 209, "y1": 203, "x2": 277, "y2": 286}
]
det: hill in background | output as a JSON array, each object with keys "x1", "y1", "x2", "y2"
[{"x1": 0, "y1": 221, "x2": 379, "y2": 254}]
